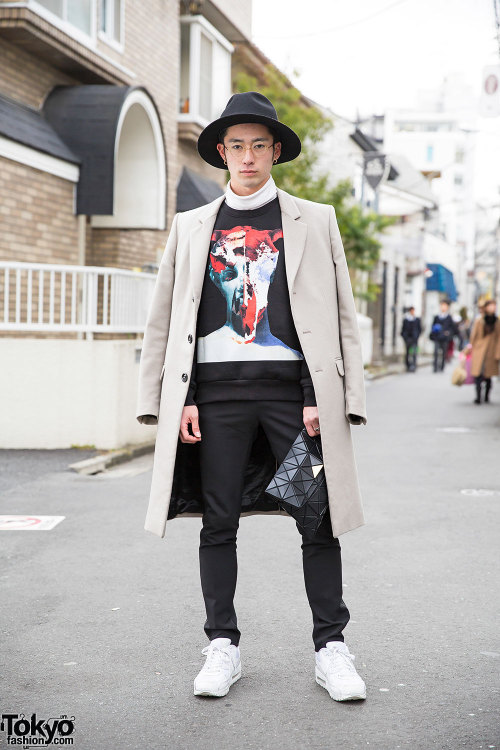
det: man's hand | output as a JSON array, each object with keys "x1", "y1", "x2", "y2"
[
  {"x1": 303, "y1": 405, "x2": 320, "y2": 437},
  {"x1": 347, "y1": 413, "x2": 364, "y2": 425},
  {"x1": 179, "y1": 405, "x2": 201, "y2": 444}
]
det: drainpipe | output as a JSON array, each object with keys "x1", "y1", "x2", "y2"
[{"x1": 76, "y1": 214, "x2": 88, "y2": 341}]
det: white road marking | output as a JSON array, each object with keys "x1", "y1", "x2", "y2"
[
  {"x1": 460, "y1": 489, "x2": 499, "y2": 497},
  {"x1": 436, "y1": 427, "x2": 473, "y2": 433},
  {"x1": 0, "y1": 515, "x2": 65, "y2": 530}
]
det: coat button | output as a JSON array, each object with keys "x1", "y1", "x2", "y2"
[
  {"x1": 188, "y1": 334, "x2": 193, "y2": 343},
  {"x1": 192, "y1": 297, "x2": 195, "y2": 302},
  {"x1": 182, "y1": 373, "x2": 188, "y2": 382}
]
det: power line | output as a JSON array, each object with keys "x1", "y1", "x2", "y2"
[{"x1": 253, "y1": 0, "x2": 412, "y2": 41}]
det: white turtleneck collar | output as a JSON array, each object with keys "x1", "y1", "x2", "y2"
[{"x1": 225, "y1": 175, "x2": 277, "y2": 211}]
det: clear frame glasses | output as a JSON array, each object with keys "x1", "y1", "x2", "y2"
[{"x1": 223, "y1": 142, "x2": 276, "y2": 159}]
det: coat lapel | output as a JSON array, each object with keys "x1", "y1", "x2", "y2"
[
  {"x1": 188, "y1": 187, "x2": 307, "y2": 301},
  {"x1": 189, "y1": 194, "x2": 226, "y2": 300},
  {"x1": 277, "y1": 188, "x2": 308, "y2": 296}
]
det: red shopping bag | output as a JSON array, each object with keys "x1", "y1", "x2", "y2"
[
  {"x1": 459, "y1": 352, "x2": 474, "y2": 384},
  {"x1": 446, "y1": 339, "x2": 454, "y2": 361}
]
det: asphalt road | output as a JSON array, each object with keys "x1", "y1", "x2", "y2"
[{"x1": 1, "y1": 363, "x2": 499, "y2": 750}]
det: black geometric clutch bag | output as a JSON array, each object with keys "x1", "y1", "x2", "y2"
[{"x1": 264, "y1": 427, "x2": 328, "y2": 534}]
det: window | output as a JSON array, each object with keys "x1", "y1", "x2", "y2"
[
  {"x1": 426, "y1": 144, "x2": 434, "y2": 162},
  {"x1": 100, "y1": 0, "x2": 122, "y2": 44},
  {"x1": 454, "y1": 174, "x2": 463, "y2": 186},
  {"x1": 395, "y1": 120, "x2": 453, "y2": 132},
  {"x1": 179, "y1": 15, "x2": 233, "y2": 126},
  {"x1": 199, "y1": 33, "x2": 213, "y2": 121},
  {"x1": 33, "y1": 0, "x2": 93, "y2": 36},
  {"x1": 455, "y1": 147, "x2": 464, "y2": 164}
]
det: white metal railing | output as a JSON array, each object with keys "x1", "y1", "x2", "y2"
[{"x1": 0, "y1": 261, "x2": 158, "y2": 333}]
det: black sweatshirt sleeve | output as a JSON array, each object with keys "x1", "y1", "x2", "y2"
[{"x1": 300, "y1": 356, "x2": 317, "y2": 407}]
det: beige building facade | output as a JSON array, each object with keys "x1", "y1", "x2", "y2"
[{"x1": 0, "y1": 0, "x2": 257, "y2": 277}]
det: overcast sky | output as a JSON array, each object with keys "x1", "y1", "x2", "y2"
[
  {"x1": 252, "y1": 0, "x2": 497, "y2": 119},
  {"x1": 251, "y1": 0, "x2": 500, "y2": 204}
]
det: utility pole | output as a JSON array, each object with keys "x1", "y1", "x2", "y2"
[{"x1": 494, "y1": 0, "x2": 500, "y2": 56}]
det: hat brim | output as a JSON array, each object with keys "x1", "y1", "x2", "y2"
[{"x1": 197, "y1": 113, "x2": 301, "y2": 169}]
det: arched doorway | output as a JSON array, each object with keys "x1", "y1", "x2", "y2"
[{"x1": 93, "y1": 88, "x2": 166, "y2": 229}]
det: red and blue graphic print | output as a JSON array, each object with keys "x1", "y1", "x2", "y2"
[{"x1": 196, "y1": 225, "x2": 303, "y2": 364}]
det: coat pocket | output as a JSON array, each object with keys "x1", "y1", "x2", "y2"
[{"x1": 335, "y1": 357, "x2": 345, "y2": 376}]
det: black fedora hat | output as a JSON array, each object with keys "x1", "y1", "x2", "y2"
[{"x1": 197, "y1": 91, "x2": 301, "y2": 170}]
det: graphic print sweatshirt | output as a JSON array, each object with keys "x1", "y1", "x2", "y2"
[{"x1": 184, "y1": 196, "x2": 317, "y2": 407}]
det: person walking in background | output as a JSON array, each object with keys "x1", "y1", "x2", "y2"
[
  {"x1": 430, "y1": 299, "x2": 458, "y2": 373},
  {"x1": 469, "y1": 299, "x2": 500, "y2": 404},
  {"x1": 474, "y1": 299, "x2": 485, "y2": 322},
  {"x1": 457, "y1": 306, "x2": 472, "y2": 352},
  {"x1": 401, "y1": 306, "x2": 421, "y2": 372}
]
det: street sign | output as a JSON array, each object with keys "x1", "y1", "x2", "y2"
[
  {"x1": 480, "y1": 65, "x2": 500, "y2": 116},
  {"x1": 0, "y1": 515, "x2": 65, "y2": 530},
  {"x1": 363, "y1": 153, "x2": 390, "y2": 191}
]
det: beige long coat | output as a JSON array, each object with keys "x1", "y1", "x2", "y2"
[
  {"x1": 470, "y1": 316, "x2": 500, "y2": 378},
  {"x1": 136, "y1": 188, "x2": 367, "y2": 539}
]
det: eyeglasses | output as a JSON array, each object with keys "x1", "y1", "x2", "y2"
[{"x1": 223, "y1": 142, "x2": 276, "y2": 159}]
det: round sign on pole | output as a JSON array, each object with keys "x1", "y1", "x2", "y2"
[{"x1": 480, "y1": 65, "x2": 500, "y2": 116}]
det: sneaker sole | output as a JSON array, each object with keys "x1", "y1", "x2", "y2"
[
  {"x1": 193, "y1": 665, "x2": 241, "y2": 697},
  {"x1": 315, "y1": 666, "x2": 366, "y2": 701}
]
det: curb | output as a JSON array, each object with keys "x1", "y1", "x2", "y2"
[
  {"x1": 365, "y1": 358, "x2": 433, "y2": 381},
  {"x1": 68, "y1": 439, "x2": 156, "y2": 475},
  {"x1": 365, "y1": 367, "x2": 404, "y2": 381}
]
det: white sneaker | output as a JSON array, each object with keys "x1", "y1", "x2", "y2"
[
  {"x1": 315, "y1": 641, "x2": 366, "y2": 701},
  {"x1": 193, "y1": 637, "x2": 241, "y2": 697}
]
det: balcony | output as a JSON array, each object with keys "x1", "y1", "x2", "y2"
[
  {"x1": 0, "y1": 1, "x2": 133, "y2": 84},
  {"x1": 178, "y1": 14, "x2": 233, "y2": 143}
]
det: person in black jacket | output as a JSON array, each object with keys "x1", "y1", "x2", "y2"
[
  {"x1": 401, "y1": 306, "x2": 421, "y2": 371},
  {"x1": 430, "y1": 299, "x2": 458, "y2": 372}
]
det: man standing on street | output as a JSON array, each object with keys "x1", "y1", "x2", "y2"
[
  {"x1": 430, "y1": 298, "x2": 457, "y2": 372},
  {"x1": 136, "y1": 92, "x2": 367, "y2": 703},
  {"x1": 401, "y1": 305, "x2": 421, "y2": 372}
]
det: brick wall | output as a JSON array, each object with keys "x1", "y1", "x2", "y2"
[
  {"x1": 0, "y1": 0, "x2": 180, "y2": 270},
  {"x1": 0, "y1": 156, "x2": 80, "y2": 339},
  {"x1": 0, "y1": 156, "x2": 79, "y2": 264},
  {"x1": 0, "y1": 37, "x2": 78, "y2": 108},
  {"x1": 87, "y1": 228, "x2": 166, "y2": 268},
  {"x1": 211, "y1": 0, "x2": 252, "y2": 39}
]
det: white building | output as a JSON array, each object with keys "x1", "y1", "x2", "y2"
[
  {"x1": 378, "y1": 74, "x2": 482, "y2": 314},
  {"x1": 312, "y1": 106, "x2": 443, "y2": 362}
]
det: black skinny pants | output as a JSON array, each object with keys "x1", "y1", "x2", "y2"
[
  {"x1": 404, "y1": 340, "x2": 418, "y2": 370},
  {"x1": 197, "y1": 399, "x2": 350, "y2": 653},
  {"x1": 433, "y1": 340, "x2": 448, "y2": 371}
]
